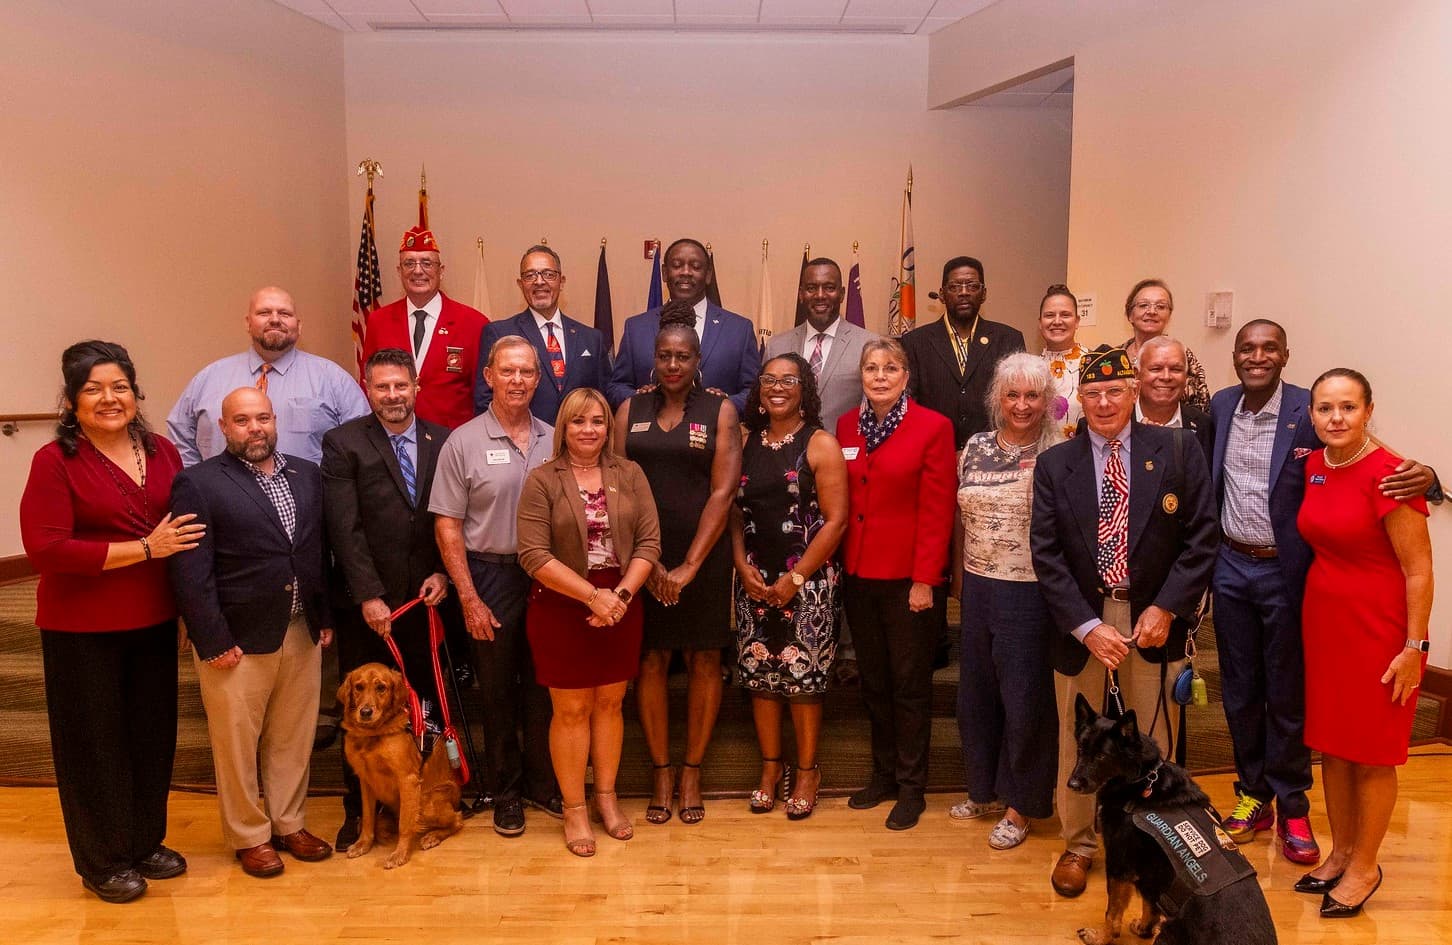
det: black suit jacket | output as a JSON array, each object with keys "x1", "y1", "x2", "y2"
[
  {"x1": 473, "y1": 311, "x2": 607, "y2": 423},
  {"x1": 902, "y1": 316, "x2": 1025, "y2": 449},
  {"x1": 1030, "y1": 422, "x2": 1218, "y2": 676},
  {"x1": 321, "y1": 414, "x2": 447, "y2": 609},
  {"x1": 1180, "y1": 403, "x2": 1214, "y2": 463},
  {"x1": 170, "y1": 451, "x2": 330, "y2": 661}
]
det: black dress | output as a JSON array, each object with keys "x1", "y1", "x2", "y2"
[
  {"x1": 734, "y1": 425, "x2": 840, "y2": 697},
  {"x1": 625, "y1": 391, "x2": 734, "y2": 650}
]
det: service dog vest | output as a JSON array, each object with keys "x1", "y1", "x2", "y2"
[{"x1": 1129, "y1": 802, "x2": 1259, "y2": 916}]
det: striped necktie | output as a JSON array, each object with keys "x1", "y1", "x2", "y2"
[
  {"x1": 256, "y1": 363, "x2": 271, "y2": 393},
  {"x1": 1096, "y1": 438, "x2": 1129, "y2": 586},
  {"x1": 391, "y1": 434, "x2": 417, "y2": 505},
  {"x1": 809, "y1": 333, "x2": 825, "y2": 380}
]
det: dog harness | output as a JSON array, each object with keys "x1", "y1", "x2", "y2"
[{"x1": 1128, "y1": 801, "x2": 1259, "y2": 916}]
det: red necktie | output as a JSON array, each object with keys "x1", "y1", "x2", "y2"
[{"x1": 546, "y1": 322, "x2": 566, "y2": 392}]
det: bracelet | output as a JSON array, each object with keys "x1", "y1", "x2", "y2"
[
  {"x1": 587, "y1": 587, "x2": 599, "y2": 606},
  {"x1": 139, "y1": 537, "x2": 152, "y2": 560}
]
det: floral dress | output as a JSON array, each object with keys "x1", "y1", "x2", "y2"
[
  {"x1": 734, "y1": 426, "x2": 839, "y2": 696},
  {"x1": 1042, "y1": 345, "x2": 1092, "y2": 440}
]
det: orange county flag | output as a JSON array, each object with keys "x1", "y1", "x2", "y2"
[{"x1": 887, "y1": 168, "x2": 916, "y2": 337}]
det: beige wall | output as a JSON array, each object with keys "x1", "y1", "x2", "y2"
[
  {"x1": 343, "y1": 31, "x2": 1070, "y2": 347},
  {"x1": 931, "y1": 0, "x2": 1452, "y2": 663},
  {"x1": 0, "y1": 0, "x2": 348, "y2": 557}
]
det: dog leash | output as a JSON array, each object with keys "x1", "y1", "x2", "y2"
[{"x1": 385, "y1": 598, "x2": 471, "y2": 785}]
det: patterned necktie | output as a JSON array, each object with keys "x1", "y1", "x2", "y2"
[
  {"x1": 412, "y1": 310, "x2": 428, "y2": 358},
  {"x1": 1096, "y1": 438, "x2": 1129, "y2": 586},
  {"x1": 255, "y1": 363, "x2": 270, "y2": 393},
  {"x1": 545, "y1": 322, "x2": 566, "y2": 392},
  {"x1": 809, "y1": 332, "x2": 825, "y2": 380},
  {"x1": 391, "y1": 434, "x2": 417, "y2": 505}
]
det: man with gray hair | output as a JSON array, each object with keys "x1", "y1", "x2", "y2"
[{"x1": 1135, "y1": 334, "x2": 1213, "y2": 461}]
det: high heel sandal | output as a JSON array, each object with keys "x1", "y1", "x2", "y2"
[
  {"x1": 785, "y1": 764, "x2": 821, "y2": 821},
  {"x1": 679, "y1": 762, "x2": 706, "y2": 825},
  {"x1": 590, "y1": 791, "x2": 634, "y2": 841},
  {"x1": 645, "y1": 763, "x2": 675, "y2": 825},
  {"x1": 561, "y1": 802, "x2": 596, "y2": 858},
  {"x1": 749, "y1": 757, "x2": 789, "y2": 814}
]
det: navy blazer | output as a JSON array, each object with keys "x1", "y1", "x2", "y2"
[
  {"x1": 170, "y1": 451, "x2": 330, "y2": 660},
  {"x1": 1209, "y1": 382, "x2": 1318, "y2": 588},
  {"x1": 1031, "y1": 422, "x2": 1219, "y2": 676},
  {"x1": 606, "y1": 303, "x2": 759, "y2": 413},
  {"x1": 473, "y1": 310, "x2": 607, "y2": 424}
]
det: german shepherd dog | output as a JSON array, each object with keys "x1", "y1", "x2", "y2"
[
  {"x1": 1068, "y1": 694, "x2": 1277, "y2": 945},
  {"x1": 338, "y1": 663, "x2": 464, "y2": 869}
]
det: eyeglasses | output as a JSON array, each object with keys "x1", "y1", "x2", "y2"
[
  {"x1": 1080, "y1": 386, "x2": 1133, "y2": 403},
  {"x1": 1132, "y1": 301, "x2": 1171, "y2": 314},
  {"x1": 759, "y1": 374, "x2": 802, "y2": 389},
  {"x1": 943, "y1": 281, "x2": 984, "y2": 294},
  {"x1": 520, "y1": 269, "x2": 562, "y2": 283},
  {"x1": 400, "y1": 259, "x2": 440, "y2": 272}
]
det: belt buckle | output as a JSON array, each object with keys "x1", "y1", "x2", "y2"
[{"x1": 1108, "y1": 585, "x2": 1131, "y2": 602}]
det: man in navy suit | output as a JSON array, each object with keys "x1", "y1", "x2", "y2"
[
  {"x1": 1031, "y1": 348, "x2": 1218, "y2": 898},
  {"x1": 474, "y1": 245, "x2": 607, "y2": 424},
  {"x1": 607, "y1": 238, "x2": 759, "y2": 413},
  {"x1": 1209, "y1": 319, "x2": 1438, "y2": 864},
  {"x1": 171, "y1": 387, "x2": 335, "y2": 878}
]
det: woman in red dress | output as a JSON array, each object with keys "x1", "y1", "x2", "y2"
[{"x1": 1296, "y1": 369, "x2": 1433, "y2": 918}]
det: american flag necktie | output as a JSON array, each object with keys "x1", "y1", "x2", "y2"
[
  {"x1": 546, "y1": 322, "x2": 566, "y2": 392},
  {"x1": 255, "y1": 363, "x2": 271, "y2": 393},
  {"x1": 1097, "y1": 438, "x2": 1129, "y2": 586}
]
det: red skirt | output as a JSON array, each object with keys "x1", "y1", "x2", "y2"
[{"x1": 526, "y1": 567, "x2": 643, "y2": 689}]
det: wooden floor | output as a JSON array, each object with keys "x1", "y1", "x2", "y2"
[{"x1": 5, "y1": 748, "x2": 1452, "y2": 944}]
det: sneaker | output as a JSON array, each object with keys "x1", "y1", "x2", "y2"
[
  {"x1": 988, "y1": 815, "x2": 1030, "y2": 850},
  {"x1": 1222, "y1": 793, "x2": 1273, "y2": 843},
  {"x1": 948, "y1": 797, "x2": 1006, "y2": 821},
  {"x1": 1276, "y1": 814, "x2": 1321, "y2": 865},
  {"x1": 493, "y1": 797, "x2": 526, "y2": 837}
]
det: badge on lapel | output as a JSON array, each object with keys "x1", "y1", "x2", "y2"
[
  {"x1": 1162, "y1": 493, "x2": 1179, "y2": 514},
  {"x1": 445, "y1": 346, "x2": 464, "y2": 373},
  {"x1": 1310, "y1": 474, "x2": 1327, "y2": 485},
  {"x1": 688, "y1": 423, "x2": 708, "y2": 449},
  {"x1": 1144, "y1": 460, "x2": 1155, "y2": 471},
  {"x1": 1293, "y1": 447, "x2": 1312, "y2": 460}
]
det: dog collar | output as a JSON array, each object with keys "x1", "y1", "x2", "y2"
[{"x1": 1134, "y1": 759, "x2": 1165, "y2": 799}]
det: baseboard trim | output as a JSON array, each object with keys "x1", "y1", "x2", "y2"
[{"x1": 0, "y1": 555, "x2": 35, "y2": 585}]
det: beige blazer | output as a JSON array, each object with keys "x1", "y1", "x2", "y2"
[{"x1": 517, "y1": 452, "x2": 662, "y2": 579}]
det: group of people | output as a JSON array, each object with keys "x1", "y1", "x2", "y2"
[{"x1": 19, "y1": 227, "x2": 1437, "y2": 923}]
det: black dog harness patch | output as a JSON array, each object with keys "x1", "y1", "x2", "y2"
[{"x1": 1130, "y1": 802, "x2": 1259, "y2": 915}]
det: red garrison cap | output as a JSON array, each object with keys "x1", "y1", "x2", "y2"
[{"x1": 400, "y1": 226, "x2": 440, "y2": 253}]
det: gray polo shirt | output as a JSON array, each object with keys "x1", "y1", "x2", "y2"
[{"x1": 429, "y1": 408, "x2": 553, "y2": 554}]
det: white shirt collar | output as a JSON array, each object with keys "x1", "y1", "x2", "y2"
[
  {"x1": 1135, "y1": 401, "x2": 1183, "y2": 428},
  {"x1": 809, "y1": 317, "x2": 841, "y2": 340},
  {"x1": 531, "y1": 308, "x2": 563, "y2": 331},
  {"x1": 692, "y1": 297, "x2": 709, "y2": 320},
  {"x1": 409, "y1": 292, "x2": 443, "y2": 319}
]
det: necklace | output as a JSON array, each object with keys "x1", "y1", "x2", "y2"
[
  {"x1": 1323, "y1": 436, "x2": 1372, "y2": 469},
  {"x1": 995, "y1": 432, "x2": 1037, "y2": 457},
  {"x1": 761, "y1": 422, "x2": 805, "y2": 451},
  {"x1": 89, "y1": 432, "x2": 153, "y2": 533},
  {"x1": 569, "y1": 461, "x2": 600, "y2": 470}
]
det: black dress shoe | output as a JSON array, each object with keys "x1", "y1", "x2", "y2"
[
  {"x1": 885, "y1": 795, "x2": 927, "y2": 831},
  {"x1": 82, "y1": 869, "x2": 147, "y2": 903},
  {"x1": 136, "y1": 845, "x2": 187, "y2": 880},
  {"x1": 848, "y1": 782, "x2": 898, "y2": 810},
  {"x1": 335, "y1": 815, "x2": 361, "y2": 850},
  {"x1": 494, "y1": 797, "x2": 526, "y2": 837},
  {"x1": 1321, "y1": 866, "x2": 1383, "y2": 918},
  {"x1": 524, "y1": 794, "x2": 564, "y2": 820},
  {"x1": 1294, "y1": 871, "x2": 1342, "y2": 894}
]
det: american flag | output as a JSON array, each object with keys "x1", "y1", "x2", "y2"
[{"x1": 351, "y1": 184, "x2": 382, "y2": 378}]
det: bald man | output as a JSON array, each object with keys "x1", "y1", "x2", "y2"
[
  {"x1": 168, "y1": 286, "x2": 368, "y2": 467},
  {"x1": 170, "y1": 387, "x2": 335, "y2": 877}
]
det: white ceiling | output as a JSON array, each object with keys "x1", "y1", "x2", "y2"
[{"x1": 271, "y1": 0, "x2": 1000, "y2": 34}]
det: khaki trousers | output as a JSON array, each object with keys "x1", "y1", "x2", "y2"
[
  {"x1": 1055, "y1": 597, "x2": 1186, "y2": 859},
  {"x1": 193, "y1": 617, "x2": 321, "y2": 850}
]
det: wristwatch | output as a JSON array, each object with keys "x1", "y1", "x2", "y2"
[
  {"x1": 615, "y1": 587, "x2": 633, "y2": 605},
  {"x1": 789, "y1": 571, "x2": 805, "y2": 588},
  {"x1": 1405, "y1": 638, "x2": 1430, "y2": 653}
]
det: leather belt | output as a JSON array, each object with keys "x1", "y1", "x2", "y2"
[
  {"x1": 1223, "y1": 536, "x2": 1278, "y2": 559},
  {"x1": 467, "y1": 551, "x2": 518, "y2": 565},
  {"x1": 1105, "y1": 585, "x2": 1132, "y2": 602}
]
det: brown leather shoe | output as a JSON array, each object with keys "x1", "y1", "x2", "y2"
[
  {"x1": 270, "y1": 829, "x2": 333, "y2": 862},
  {"x1": 1051, "y1": 850, "x2": 1092, "y2": 898},
  {"x1": 235, "y1": 844, "x2": 285, "y2": 878}
]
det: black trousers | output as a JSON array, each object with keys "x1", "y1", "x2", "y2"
[
  {"x1": 468, "y1": 555, "x2": 556, "y2": 803},
  {"x1": 335, "y1": 602, "x2": 443, "y2": 818},
  {"x1": 842, "y1": 575, "x2": 939, "y2": 796},
  {"x1": 40, "y1": 622, "x2": 178, "y2": 882}
]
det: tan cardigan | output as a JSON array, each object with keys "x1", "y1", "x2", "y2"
[{"x1": 516, "y1": 453, "x2": 662, "y2": 579}]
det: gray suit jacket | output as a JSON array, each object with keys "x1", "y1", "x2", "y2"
[{"x1": 765, "y1": 318, "x2": 877, "y2": 432}]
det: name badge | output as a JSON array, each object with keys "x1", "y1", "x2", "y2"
[
  {"x1": 842, "y1": 447, "x2": 860, "y2": 460},
  {"x1": 486, "y1": 449, "x2": 510, "y2": 465},
  {"x1": 1310, "y1": 474, "x2": 1327, "y2": 485},
  {"x1": 630, "y1": 422, "x2": 651, "y2": 433},
  {"x1": 444, "y1": 346, "x2": 465, "y2": 373}
]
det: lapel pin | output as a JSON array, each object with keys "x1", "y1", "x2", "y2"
[
  {"x1": 438, "y1": 327, "x2": 449, "y2": 335},
  {"x1": 1287, "y1": 422, "x2": 1296, "y2": 429},
  {"x1": 1144, "y1": 460, "x2": 1154, "y2": 471},
  {"x1": 979, "y1": 337, "x2": 988, "y2": 345},
  {"x1": 1162, "y1": 493, "x2": 1179, "y2": 514}
]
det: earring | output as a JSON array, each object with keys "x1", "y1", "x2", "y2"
[
  {"x1": 694, "y1": 370, "x2": 703, "y2": 388},
  {"x1": 758, "y1": 405, "x2": 766, "y2": 415}
]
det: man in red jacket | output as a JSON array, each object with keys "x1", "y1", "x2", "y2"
[{"x1": 364, "y1": 226, "x2": 488, "y2": 430}]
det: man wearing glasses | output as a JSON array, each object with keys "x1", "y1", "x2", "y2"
[
  {"x1": 474, "y1": 245, "x2": 606, "y2": 424},
  {"x1": 1030, "y1": 348, "x2": 1218, "y2": 899},
  {"x1": 364, "y1": 226, "x2": 489, "y2": 430}
]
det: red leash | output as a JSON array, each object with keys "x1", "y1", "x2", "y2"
[{"x1": 384, "y1": 598, "x2": 470, "y2": 785}]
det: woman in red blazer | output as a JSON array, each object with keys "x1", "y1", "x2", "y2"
[{"x1": 834, "y1": 338, "x2": 957, "y2": 831}]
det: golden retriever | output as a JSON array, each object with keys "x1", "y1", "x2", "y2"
[{"x1": 337, "y1": 663, "x2": 463, "y2": 868}]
